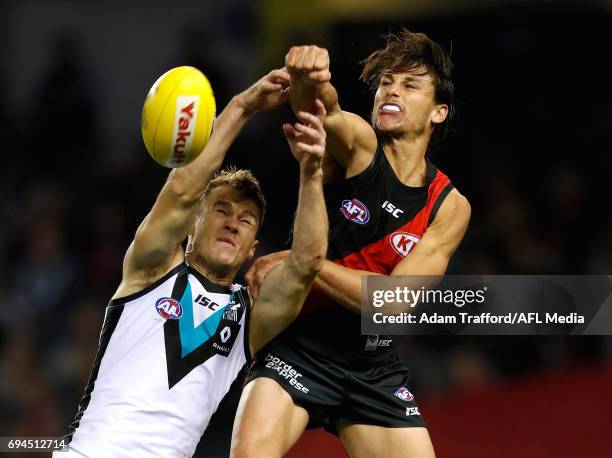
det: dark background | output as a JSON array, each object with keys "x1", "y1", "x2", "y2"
[{"x1": 0, "y1": 1, "x2": 611, "y2": 457}]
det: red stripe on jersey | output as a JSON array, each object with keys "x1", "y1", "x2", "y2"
[
  {"x1": 336, "y1": 168, "x2": 452, "y2": 274},
  {"x1": 301, "y1": 168, "x2": 452, "y2": 314}
]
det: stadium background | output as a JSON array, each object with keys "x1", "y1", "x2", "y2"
[{"x1": 0, "y1": 1, "x2": 611, "y2": 456}]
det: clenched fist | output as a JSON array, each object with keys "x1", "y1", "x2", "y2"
[{"x1": 285, "y1": 45, "x2": 331, "y2": 84}]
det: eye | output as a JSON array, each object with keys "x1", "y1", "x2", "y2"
[
  {"x1": 240, "y1": 218, "x2": 254, "y2": 226},
  {"x1": 216, "y1": 208, "x2": 227, "y2": 215},
  {"x1": 381, "y1": 79, "x2": 391, "y2": 86}
]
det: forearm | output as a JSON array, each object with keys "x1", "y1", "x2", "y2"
[
  {"x1": 314, "y1": 261, "x2": 380, "y2": 313},
  {"x1": 168, "y1": 95, "x2": 250, "y2": 201},
  {"x1": 314, "y1": 255, "x2": 446, "y2": 314},
  {"x1": 287, "y1": 165, "x2": 328, "y2": 278},
  {"x1": 290, "y1": 80, "x2": 340, "y2": 117}
]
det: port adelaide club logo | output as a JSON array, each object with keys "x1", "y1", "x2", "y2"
[
  {"x1": 155, "y1": 297, "x2": 183, "y2": 320},
  {"x1": 341, "y1": 198, "x2": 370, "y2": 224}
]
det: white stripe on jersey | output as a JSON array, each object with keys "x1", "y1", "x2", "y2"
[{"x1": 67, "y1": 263, "x2": 250, "y2": 457}]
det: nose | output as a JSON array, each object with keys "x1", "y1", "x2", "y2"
[
  {"x1": 224, "y1": 215, "x2": 239, "y2": 234},
  {"x1": 387, "y1": 80, "x2": 401, "y2": 98}
]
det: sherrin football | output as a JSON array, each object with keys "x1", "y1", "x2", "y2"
[{"x1": 141, "y1": 66, "x2": 216, "y2": 168}]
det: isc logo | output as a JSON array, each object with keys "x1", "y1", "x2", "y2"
[
  {"x1": 382, "y1": 200, "x2": 404, "y2": 218},
  {"x1": 390, "y1": 232, "x2": 421, "y2": 257},
  {"x1": 155, "y1": 297, "x2": 183, "y2": 320},
  {"x1": 341, "y1": 199, "x2": 370, "y2": 224}
]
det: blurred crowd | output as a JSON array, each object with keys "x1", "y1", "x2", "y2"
[{"x1": 1, "y1": 3, "x2": 612, "y2": 447}]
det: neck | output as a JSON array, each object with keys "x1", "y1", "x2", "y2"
[
  {"x1": 380, "y1": 134, "x2": 430, "y2": 187},
  {"x1": 185, "y1": 253, "x2": 235, "y2": 286}
]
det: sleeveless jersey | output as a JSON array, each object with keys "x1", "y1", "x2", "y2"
[
  {"x1": 280, "y1": 145, "x2": 454, "y2": 361},
  {"x1": 64, "y1": 262, "x2": 250, "y2": 457}
]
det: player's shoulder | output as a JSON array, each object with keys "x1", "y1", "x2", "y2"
[
  {"x1": 341, "y1": 110, "x2": 377, "y2": 148},
  {"x1": 437, "y1": 188, "x2": 471, "y2": 225}
]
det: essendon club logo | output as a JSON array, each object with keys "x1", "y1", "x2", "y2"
[
  {"x1": 169, "y1": 96, "x2": 199, "y2": 166},
  {"x1": 390, "y1": 232, "x2": 421, "y2": 257},
  {"x1": 155, "y1": 297, "x2": 183, "y2": 320},
  {"x1": 341, "y1": 199, "x2": 370, "y2": 224}
]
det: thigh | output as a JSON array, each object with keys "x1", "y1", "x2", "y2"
[
  {"x1": 230, "y1": 377, "x2": 309, "y2": 458},
  {"x1": 338, "y1": 424, "x2": 435, "y2": 458}
]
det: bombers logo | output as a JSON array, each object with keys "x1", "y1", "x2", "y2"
[
  {"x1": 155, "y1": 297, "x2": 183, "y2": 320},
  {"x1": 394, "y1": 386, "x2": 415, "y2": 402},
  {"x1": 390, "y1": 232, "x2": 421, "y2": 257},
  {"x1": 341, "y1": 199, "x2": 370, "y2": 224}
]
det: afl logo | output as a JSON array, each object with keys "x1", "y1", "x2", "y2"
[
  {"x1": 394, "y1": 386, "x2": 414, "y2": 402},
  {"x1": 391, "y1": 232, "x2": 421, "y2": 257},
  {"x1": 341, "y1": 199, "x2": 370, "y2": 224},
  {"x1": 155, "y1": 297, "x2": 183, "y2": 320}
]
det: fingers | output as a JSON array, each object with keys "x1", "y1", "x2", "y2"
[
  {"x1": 308, "y1": 70, "x2": 331, "y2": 83},
  {"x1": 285, "y1": 46, "x2": 330, "y2": 81},
  {"x1": 313, "y1": 50, "x2": 329, "y2": 71},
  {"x1": 282, "y1": 123, "x2": 299, "y2": 141},
  {"x1": 293, "y1": 122, "x2": 322, "y2": 145},
  {"x1": 296, "y1": 109, "x2": 325, "y2": 134},
  {"x1": 313, "y1": 99, "x2": 327, "y2": 122},
  {"x1": 269, "y1": 68, "x2": 290, "y2": 85},
  {"x1": 245, "y1": 266, "x2": 257, "y2": 293},
  {"x1": 261, "y1": 82, "x2": 283, "y2": 92},
  {"x1": 295, "y1": 141, "x2": 324, "y2": 155},
  {"x1": 245, "y1": 262, "x2": 266, "y2": 301}
]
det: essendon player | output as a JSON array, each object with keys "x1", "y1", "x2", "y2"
[{"x1": 231, "y1": 30, "x2": 470, "y2": 458}]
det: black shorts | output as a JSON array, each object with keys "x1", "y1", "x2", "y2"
[{"x1": 246, "y1": 340, "x2": 426, "y2": 435}]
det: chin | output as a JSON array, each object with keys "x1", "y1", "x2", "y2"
[
  {"x1": 212, "y1": 253, "x2": 236, "y2": 267},
  {"x1": 376, "y1": 124, "x2": 404, "y2": 137}
]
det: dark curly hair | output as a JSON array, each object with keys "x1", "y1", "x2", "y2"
[{"x1": 360, "y1": 29, "x2": 455, "y2": 148}]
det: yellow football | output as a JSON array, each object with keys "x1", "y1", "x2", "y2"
[{"x1": 141, "y1": 66, "x2": 216, "y2": 167}]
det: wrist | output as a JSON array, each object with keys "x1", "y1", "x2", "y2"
[
  {"x1": 299, "y1": 161, "x2": 324, "y2": 180},
  {"x1": 233, "y1": 93, "x2": 255, "y2": 119}
]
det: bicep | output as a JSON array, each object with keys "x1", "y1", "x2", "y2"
[
  {"x1": 391, "y1": 191, "x2": 471, "y2": 276},
  {"x1": 324, "y1": 110, "x2": 377, "y2": 172},
  {"x1": 248, "y1": 257, "x2": 316, "y2": 354},
  {"x1": 126, "y1": 175, "x2": 199, "y2": 275}
]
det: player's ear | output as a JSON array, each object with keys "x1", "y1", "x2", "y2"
[
  {"x1": 431, "y1": 103, "x2": 448, "y2": 125},
  {"x1": 247, "y1": 239, "x2": 259, "y2": 260}
]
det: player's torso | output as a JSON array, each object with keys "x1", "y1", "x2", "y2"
[
  {"x1": 283, "y1": 146, "x2": 453, "y2": 360},
  {"x1": 67, "y1": 263, "x2": 250, "y2": 457}
]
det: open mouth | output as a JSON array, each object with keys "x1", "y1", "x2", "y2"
[{"x1": 379, "y1": 102, "x2": 402, "y2": 114}]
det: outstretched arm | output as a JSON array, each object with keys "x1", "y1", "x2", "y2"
[
  {"x1": 249, "y1": 101, "x2": 329, "y2": 355},
  {"x1": 314, "y1": 190, "x2": 471, "y2": 312},
  {"x1": 113, "y1": 69, "x2": 291, "y2": 299},
  {"x1": 246, "y1": 190, "x2": 470, "y2": 314},
  {"x1": 285, "y1": 45, "x2": 377, "y2": 175}
]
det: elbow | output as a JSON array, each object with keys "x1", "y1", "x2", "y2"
[
  {"x1": 300, "y1": 252, "x2": 325, "y2": 277},
  {"x1": 166, "y1": 170, "x2": 203, "y2": 206},
  {"x1": 289, "y1": 250, "x2": 326, "y2": 281}
]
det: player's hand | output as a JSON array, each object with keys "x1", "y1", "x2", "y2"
[
  {"x1": 237, "y1": 68, "x2": 290, "y2": 116},
  {"x1": 283, "y1": 99, "x2": 326, "y2": 175},
  {"x1": 246, "y1": 250, "x2": 291, "y2": 301},
  {"x1": 285, "y1": 46, "x2": 331, "y2": 84}
]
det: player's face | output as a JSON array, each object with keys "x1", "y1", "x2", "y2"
[
  {"x1": 193, "y1": 186, "x2": 260, "y2": 274},
  {"x1": 372, "y1": 69, "x2": 447, "y2": 138}
]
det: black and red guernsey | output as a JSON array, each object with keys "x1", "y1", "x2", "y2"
[{"x1": 279, "y1": 145, "x2": 454, "y2": 360}]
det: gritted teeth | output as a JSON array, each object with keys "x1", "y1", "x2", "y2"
[{"x1": 381, "y1": 103, "x2": 401, "y2": 113}]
